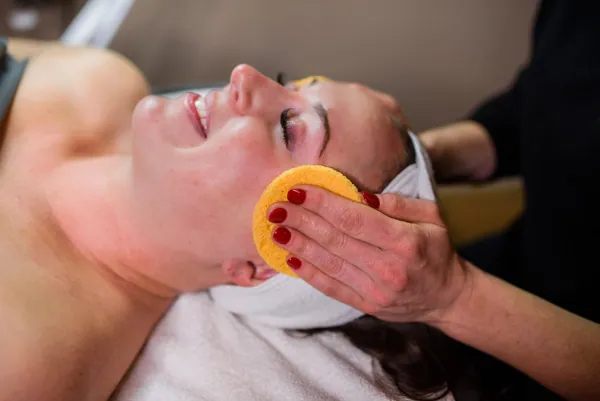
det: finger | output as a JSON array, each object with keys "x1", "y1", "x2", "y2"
[
  {"x1": 288, "y1": 185, "x2": 413, "y2": 250},
  {"x1": 285, "y1": 253, "x2": 381, "y2": 316},
  {"x1": 267, "y1": 202, "x2": 387, "y2": 274},
  {"x1": 268, "y1": 202, "x2": 409, "y2": 292},
  {"x1": 271, "y1": 225, "x2": 389, "y2": 303},
  {"x1": 377, "y1": 194, "x2": 443, "y2": 226}
]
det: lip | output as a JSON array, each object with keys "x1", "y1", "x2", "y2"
[
  {"x1": 204, "y1": 90, "x2": 218, "y2": 132},
  {"x1": 184, "y1": 93, "x2": 207, "y2": 139}
]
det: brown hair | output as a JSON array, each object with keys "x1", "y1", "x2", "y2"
[{"x1": 294, "y1": 316, "x2": 485, "y2": 401}]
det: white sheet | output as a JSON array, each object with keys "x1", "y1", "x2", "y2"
[
  {"x1": 61, "y1": 0, "x2": 134, "y2": 48},
  {"x1": 112, "y1": 292, "x2": 453, "y2": 401}
]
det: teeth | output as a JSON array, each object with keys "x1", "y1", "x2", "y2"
[{"x1": 194, "y1": 98, "x2": 208, "y2": 132}]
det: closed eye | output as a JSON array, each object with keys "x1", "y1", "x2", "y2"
[{"x1": 280, "y1": 108, "x2": 294, "y2": 147}]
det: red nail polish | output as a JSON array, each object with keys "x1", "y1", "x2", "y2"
[
  {"x1": 287, "y1": 256, "x2": 302, "y2": 270},
  {"x1": 361, "y1": 191, "x2": 380, "y2": 209},
  {"x1": 287, "y1": 188, "x2": 306, "y2": 205},
  {"x1": 268, "y1": 208, "x2": 287, "y2": 223},
  {"x1": 273, "y1": 226, "x2": 292, "y2": 245}
]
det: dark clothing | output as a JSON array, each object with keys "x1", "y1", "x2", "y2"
[
  {"x1": 0, "y1": 37, "x2": 28, "y2": 122},
  {"x1": 460, "y1": 1, "x2": 600, "y2": 399},
  {"x1": 470, "y1": 0, "x2": 600, "y2": 323}
]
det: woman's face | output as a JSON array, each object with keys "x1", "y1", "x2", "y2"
[{"x1": 131, "y1": 65, "x2": 407, "y2": 290}]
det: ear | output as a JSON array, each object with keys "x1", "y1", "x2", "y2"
[{"x1": 221, "y1": 259, "x2": 277, "y2": 287}]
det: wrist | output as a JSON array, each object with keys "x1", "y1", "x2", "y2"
[{"x1": 430, "y1": 259, "x2": 484, "y2": 333}]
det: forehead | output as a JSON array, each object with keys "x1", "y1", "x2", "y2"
[{"x1": 299, "y1": 80, "x2": 405, "y2": 191}]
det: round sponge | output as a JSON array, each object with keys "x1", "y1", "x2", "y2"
[
  {"x1": 253, "y1": 165, "x2": 362, "y2": 277},
  {"x1": 291, "y1": 75, "x2": 331, "y2": 88}
]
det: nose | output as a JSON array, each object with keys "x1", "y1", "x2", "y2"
[{"x1": 229, "y1": 64, "x2": 287, "y2": 116}]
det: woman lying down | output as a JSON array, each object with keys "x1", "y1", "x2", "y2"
[{"x1": 1, "y1": 43, "x2": 462, "y2": 401}]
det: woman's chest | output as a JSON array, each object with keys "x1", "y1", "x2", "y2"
[{"x1": 0, "y1": 244, "x2": 101, "y2": 386}]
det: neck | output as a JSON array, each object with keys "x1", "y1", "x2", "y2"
[{"x1": 46, "y1": 154, "x2": 224, "y2": 301}]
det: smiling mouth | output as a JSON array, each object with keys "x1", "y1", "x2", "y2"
[
  {"x1": 194, "y1": 97, "x2": 209, "y2": 134},
  {"x1": 185, "y1": 93, "x2": 209, "y2": 139}
]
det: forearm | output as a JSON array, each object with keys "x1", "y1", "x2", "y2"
[
  {"x1": 7, "y1": 37, "x2": 63, "y2": 61},
  {"x1": 437, "y1": 264, "x2": 600, "y2": 401},
  {"x1": 419, "y1": 121, "x2": 497, "y2": 181}
]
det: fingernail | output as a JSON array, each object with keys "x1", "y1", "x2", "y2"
[
  {"x1": 287, "y1": 188, "x2": 306, "y2": 205},
  {"x1": 273, "y1": 226, "x2": 291, "y2": 245},
  {"x1": 268, "y1": 208, "x2": 287, "y2": 223},
  {"x1": 361, "y1": 191, "x2": 380, "y2": 209},
  {"x1": 287, "y1": 256, "x2": 302, "y2": 270}
]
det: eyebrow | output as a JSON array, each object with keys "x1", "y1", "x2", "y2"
[{"x1": 313, "y1": 103, "x2": 330, "y2": 156}]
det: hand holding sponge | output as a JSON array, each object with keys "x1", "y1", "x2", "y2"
[{"x1": 252, "y1": 165, "x2": 361, "y2": 277}]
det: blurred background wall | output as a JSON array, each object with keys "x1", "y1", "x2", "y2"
[
  {"x1": 1, "y1": 0, "x2": 87, "y2": 40},
  {"x1": 2, "y1": 0, "x2": 539, "y2": 131},
  {"x1": 109, "y1": 0, "x2": 539, "y2": 131}
]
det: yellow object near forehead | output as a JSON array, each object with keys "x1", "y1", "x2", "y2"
[
  {"x1": 291, "y1": 75, "x2": 331, "y2": 87},
  {"x1": 252, "y1": 165, "x2": 361, "y2": 277}
]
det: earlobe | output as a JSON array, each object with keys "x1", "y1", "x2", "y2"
[
  {"x1": 252, "y1": 260, "x2": 278, "y2": 281},
  {"x1": 221, "y1": 259, "x2": 277, "y2": 287}
]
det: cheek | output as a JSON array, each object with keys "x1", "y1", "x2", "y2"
[
  {"x1": 208, "y1": 119, "x2": 287, "y2": 193},
  {"x1": 197, "y1": 125, "x2": 290, "y2": 250},
  {"x1": 145, "y1": 122, "x2": 290, "y2": 257},
  {"x1": 131, "y1": 96, "x2": 169, "y2": 162},
  {"x1": 200, "y1": 133, "x2": 284, "y2": 218},
  {"x1": 132, "y1": 96, "x2": 166, "y2": 138}
]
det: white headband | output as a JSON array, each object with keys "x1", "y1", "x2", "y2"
[{"x1": 209, "y1": 132, "x2": 436, "y2": 329}]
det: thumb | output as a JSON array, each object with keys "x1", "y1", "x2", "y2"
[{"x1": 375, "y1": 193, "x2": 443, "y2": 226}]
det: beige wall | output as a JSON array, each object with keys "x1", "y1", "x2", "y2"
[{"x1": 111, "y1": 0, "x2": 539, "y2": 131}]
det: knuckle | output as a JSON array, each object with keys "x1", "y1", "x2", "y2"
[
  {"x1": 296, "y1": 209, "x2": 312, "y2": 230},
  {"x1": 323, "y1": 254, "x2": 345, "y2": 278},
  {"x1": 389, "y1": 194, "x2": 407, "y2": 215},
  {"x1": 397, "y1": 228, "x2": 426, "y2": 262},
  {"x1": 376, "y1": 294, "x2": 395, "y2": 310},
  {"x1": 288, "y1": 233, "x2": 308, "y2": 256},
  {"x1": 362, "y1": 254, "x2": 380, "y2": 273},
  {"x1": 379, "y1": 259, "x2": 407, "y2": 290},
  {"x1": 300, "y1": 264, "x2": 318, "y2": 283},
  {"x1": 380, "y1": 219, "x2": 398, "y2": 239},
  {"x1": 368, "y1": 286, "x2": 395, "y2": 309},
  {"x1": 375, "y1": 220, "x2": 401, "y2": 249},
  {"x1": 321, "y1": 229, "x2": 349, "y2": 251},
  {"x1": 311, "y1": 189, "x2": 326, "y2": 210},
  {"x1": 337, "y1": 208, "x2": 364, "y2": 235},
  {"x1": 320, "y1": 283, "x2": 337, "y2": 299}
]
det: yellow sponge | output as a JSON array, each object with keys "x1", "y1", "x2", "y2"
[
  {"x1": 253, "y1": 165, "x2": 362, "y2": 277},
  {"x1": 291, "y1": 75, "x2": 331, "y2": 87}
]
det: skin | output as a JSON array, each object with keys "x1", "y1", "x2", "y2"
[
  {"x1": 269, "y1": 123, "x2": 600, "y2": 401},
  {"x1": 6, "y1": 38, "x2": 62, "y2": 61},
  {"x1": 0, "y1": 39, "x2": 409, "y2": 400}
]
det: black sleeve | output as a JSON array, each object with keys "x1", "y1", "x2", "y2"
[
  {"x1": 468, "y1": 68, "x2": 526, "y2": 179},
  {"x1": 0, "y1": 37, "x2": 29, "y2": 122}
]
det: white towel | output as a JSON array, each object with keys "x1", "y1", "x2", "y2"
[
  {"x1": 383, "y1": 131, "x2": 437, "y2": 202},
  {"x1": 112, "y1": 292, "x2": 453, "y2": 401}
]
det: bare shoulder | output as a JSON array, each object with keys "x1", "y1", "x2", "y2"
[{"x1": 8, "y1": 46, "x2": 150, "y2": 137}]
